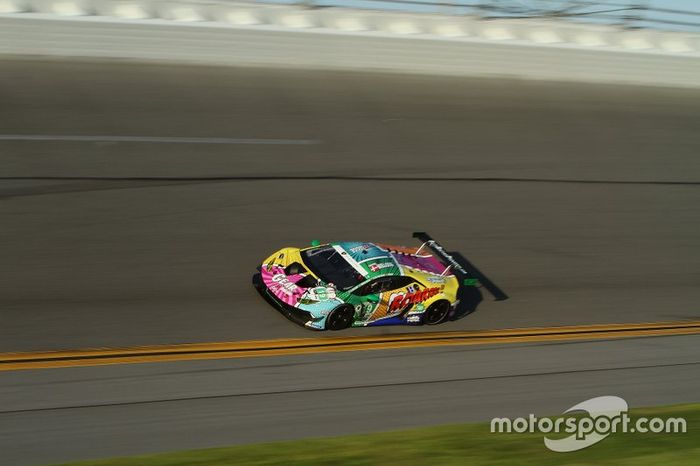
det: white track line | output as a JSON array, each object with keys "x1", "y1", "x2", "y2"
[{"x1": 0, "y1": 135, "x2": 320, "y2": 145}]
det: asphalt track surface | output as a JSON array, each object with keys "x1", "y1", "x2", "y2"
[
  {"x1": 1, "y1": 58, "x2": 699, "y2": 465},
  {"x1": 1, "y1": 336, "x2": 699, "y2": 465},
  {"x1": 2, "y1": 59, "x2": 700, "y2": 351}
]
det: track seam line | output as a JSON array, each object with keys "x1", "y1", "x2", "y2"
[{"x1": 2, "y1": 360, "x2": 698, "y2": 415}]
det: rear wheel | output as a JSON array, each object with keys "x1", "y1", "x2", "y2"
[
  {"x1": 424, "y1": 300, "x2": 450, "y2": 325},
  {"x1": 325, "y1": 305, "x2": 355, "y2": 330}
]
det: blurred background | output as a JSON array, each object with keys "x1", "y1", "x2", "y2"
[
  {"x1": 1, "y1": 1, "x2": 699, "y2": 465},
  {"x1": 261, "y1": 0, "x2": 700, "y2": 31}
]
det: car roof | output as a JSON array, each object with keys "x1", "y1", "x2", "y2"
[{"x1": 331, "y1": 242, "x2": 402, "y2": 280}]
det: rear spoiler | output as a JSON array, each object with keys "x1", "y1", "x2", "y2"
[{"x1": 413, "y1": 232, "x2": 508, "y2": 301}]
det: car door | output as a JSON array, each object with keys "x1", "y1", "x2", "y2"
[
  {"x1": 350, "y1": 277, "x2": 390, "y2": 323},
  {"x1": 352, "y1": 276, "x2": 417, "y2": 323}
]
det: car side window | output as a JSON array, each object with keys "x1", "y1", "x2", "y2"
[
  {"x1": 355, "y1": 276, "x2": 415, "y2": 295},
  {"x1": 386, "y1": 276, "x2": 415, "y2": 290},
  {"x1": 355, "y1": 277, "x2": 389, "y2": 295}
]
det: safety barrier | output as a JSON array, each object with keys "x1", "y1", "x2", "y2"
[{"x1": 1, "y1": 1, "x2": 699, "y2": 87}]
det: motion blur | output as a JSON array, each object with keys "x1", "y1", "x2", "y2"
[{"x1": 1, "y1": 1, "x2": 699, "y2": 465}]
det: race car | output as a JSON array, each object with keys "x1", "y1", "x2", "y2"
[{"x1": 252, "y1": 232, "x2": 507, "y2": 330}]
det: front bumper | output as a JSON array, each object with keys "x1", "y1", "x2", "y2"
[{"x1": 252, "y1": 273, "x2": 322, "y2": 329}]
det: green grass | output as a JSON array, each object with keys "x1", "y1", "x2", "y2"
[{"x1": 55, "y1": 403, "x2": 698, "y2": 466}]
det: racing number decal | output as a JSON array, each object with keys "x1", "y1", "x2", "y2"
[{"x1": 354, "y1": 300, "x2": 377, "y2": 321}]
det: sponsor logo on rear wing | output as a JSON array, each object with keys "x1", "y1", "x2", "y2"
[{"x1": 412, "y1": 232, "x2": 509, "y2": 301}]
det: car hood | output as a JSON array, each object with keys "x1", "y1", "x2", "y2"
[{"x1": 260, "y1": 248, "x2": 341, "y2": 311}]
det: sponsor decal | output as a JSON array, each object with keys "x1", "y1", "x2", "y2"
[
  {"x1": 270, "y1": 274, "x2": 301, "y2": 296},
  {"x1": 389, "y1": 287, "x2": 440, "y2": 311},
  {"x1": 301, "y1": 286, "x2": 337, "y2": 302},
  {"x1": 369, "y1": 262, "x2": 394, "y2": 272},
  {"x1": 406, "y1": 315, "x2": 421, "y2": 323},
  {"x1": 350, "y1": 244, "x2": 370, "y2": 253},
  {"x1": 426, "y1": 276, "x2": 446, "y2": 284}
]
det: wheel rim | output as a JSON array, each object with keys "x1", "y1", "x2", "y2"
[
  {"x1": 425, "y1": 301, "x2": 450, "y2": 325},
  {"x1": 328, "y1": 307, "x2": 353, "y2": 330}
]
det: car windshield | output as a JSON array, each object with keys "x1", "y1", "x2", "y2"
[{"x1": 300, "y1": 246, "x2": 364, "y2": 291}]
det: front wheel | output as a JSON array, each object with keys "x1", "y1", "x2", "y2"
[
  {"x1": 423, "y1": 300, "x2": 451, "y2": 325},
  {"x1": 325, "y1": 305, "x2": 354, "y2": 331}
]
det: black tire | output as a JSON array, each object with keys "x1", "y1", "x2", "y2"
[
  {"x1": 325, "y1": 305, "x2": 355, "y2": 331},
  {"x1": 424, "y1": 300, "x2": 451, "y2": 325}
]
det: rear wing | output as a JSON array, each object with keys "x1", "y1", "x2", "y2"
[{"x1": 413, "y1": 232, "x2": 508, "y2": 301}]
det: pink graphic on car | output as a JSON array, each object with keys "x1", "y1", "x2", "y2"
[
  {"x1": 390, "y1": 252, "x2": 450, "y2": 276},
  {"x1": 261, "y1": 265, "x2": 307, "y2": 306}
]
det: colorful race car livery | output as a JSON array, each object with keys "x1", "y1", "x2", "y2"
[{"x1": 252, "y1": 232, "x2": 507, "y2": 330}]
